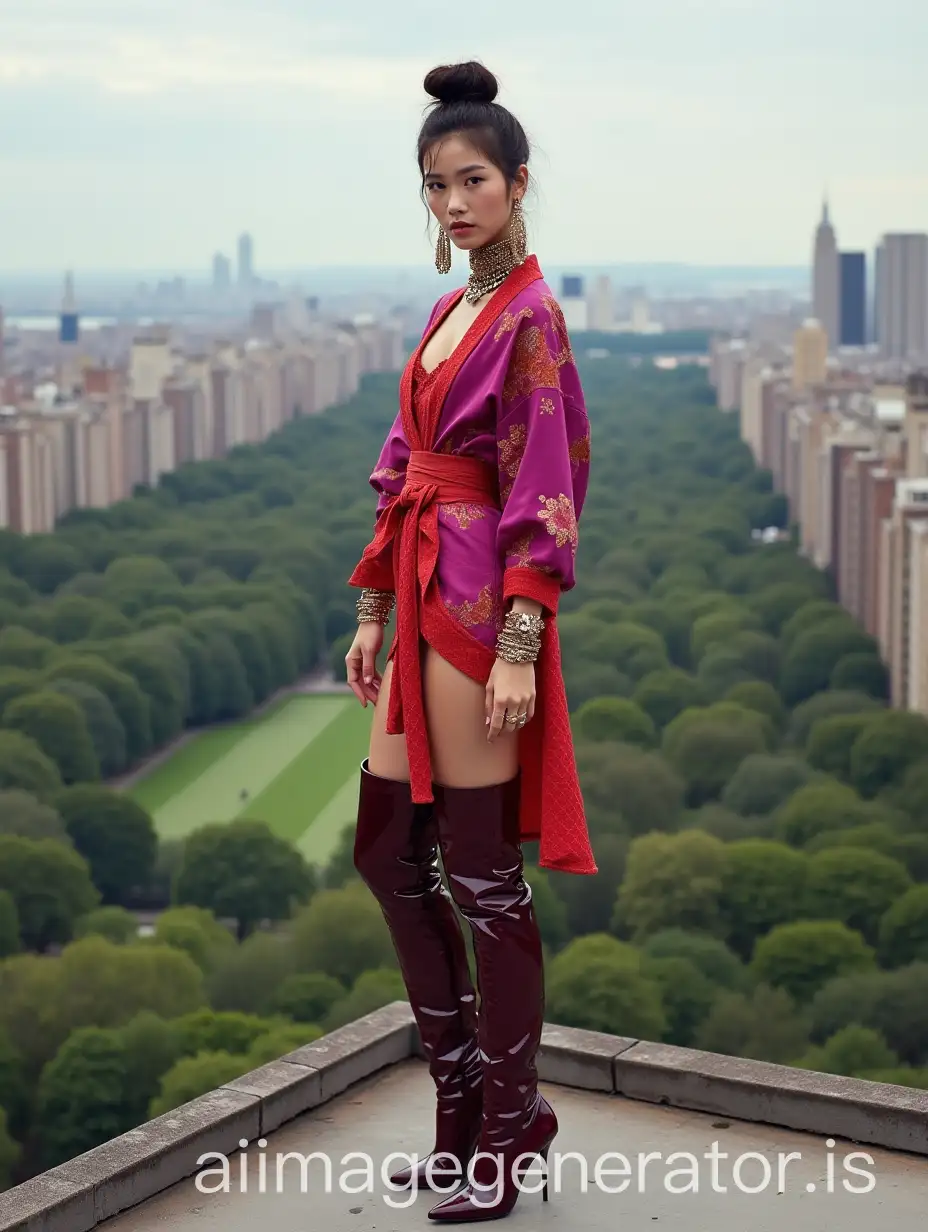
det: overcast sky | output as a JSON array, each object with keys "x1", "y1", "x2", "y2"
[{"x1": 0, "y1": 0, "x2": 923, "y2": 273}]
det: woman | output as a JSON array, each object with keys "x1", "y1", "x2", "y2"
[{"x1": 344, "y1": 60, "x2": 596, "y2": 1222}]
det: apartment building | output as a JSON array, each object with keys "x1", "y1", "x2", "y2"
[
  {"x1": 884, "y1": 479, "x2": 928, "y2": 706},
  {"x1": 905, "y1": 372, "x2": 928, "y2": 480},
  {"x1": 907, "y1": 520, "x2": 928, "y2": 712},
  {"x1": 711, "y1": 336, "x2": 747, "y2": 412},
  {"x1": 714, "y1": 335, "x2": 928, "y2": 717},
  {"x1": 0, "y1": 317, "x2": 403, "y2": 534},
  {"x1": 0, "y1": 414, "x2": 54, "y2": 533}
]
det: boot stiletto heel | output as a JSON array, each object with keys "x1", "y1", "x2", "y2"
[{"x1": 426, "y1": 775, "x2": 557, "y2": 1223}]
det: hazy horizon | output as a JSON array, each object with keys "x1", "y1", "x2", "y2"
[{"x1": 1, "y1": 0, "x2": 922, "y2": 272}]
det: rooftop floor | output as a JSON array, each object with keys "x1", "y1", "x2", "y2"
[
  {"x1": 99, "y1": 1060, "x2": 927, "y2": 1232},
  {"x1": 2, "y1": 1003, "x2": 927, "y2": 1232}
]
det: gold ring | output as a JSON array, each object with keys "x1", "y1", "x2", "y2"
[
  {"x1": 504, "y1": 714, "x2": 519, "y2": 725},
  {"x1": 517, "y1": 714, "x2": 528, "y2": 727}
]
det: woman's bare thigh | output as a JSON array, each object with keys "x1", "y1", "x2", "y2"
[
  {"x1": 367, "y1": 657, "x2": 410, "y2": 782},
  {"x1": 423, "y1": 645, "x2": 519, "y2": 787}
]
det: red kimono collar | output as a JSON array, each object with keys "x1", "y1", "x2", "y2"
[{"x1": 401, "y1": 254, "x2": 543, "y2": 451}]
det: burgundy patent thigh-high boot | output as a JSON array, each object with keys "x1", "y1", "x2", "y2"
[
  {"x1": 427, "y1": 773, "x2": 557, "y2": 1222},
  {"x1": 353, "y1": 759, "x2": 483, "y2": 1190}
]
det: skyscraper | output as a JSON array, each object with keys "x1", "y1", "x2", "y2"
[
  {"x1": 839, "y1": 252, "x2": 866, "y2": 347},
  {"x1": 875, "y1": 233, "x2": 928, "y2": 361},
  {"x1": 238, "y1": 233, "x2": 255, "y2": 287},
  {"x1": 59, "y1": 271, "x2": 79, "y2": 344},
  {"x1": 812, "y1": 199, "x2": 840, "y2": 348},
  {"x1": 872, "y1": 243, "x2": 883, "y2": 345},
  {"x1": 212, "y1": 253, "x2": 232, "y2": 292},
  {"x1": 57, "y1": 271, "x2": 82, "y2": 396},
  {"x1": 588, "y1": 275, "x2": 613, "y2": 331},
  {"x1": 560, "y1": 275, "x2": 587, "y2": 331}
]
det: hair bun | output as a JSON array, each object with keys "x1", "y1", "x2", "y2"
[{"x1": 423, "y1": 61, "x2": 498, "y2": 105}]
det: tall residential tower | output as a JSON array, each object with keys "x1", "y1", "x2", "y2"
[{"x1": 875, "y1": 233, "x2": 928, "y2": 362}]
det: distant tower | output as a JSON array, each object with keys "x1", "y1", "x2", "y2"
[
  {"x1": 212, "y1": 253, "x2": 232, "y2": 293},
  {"x1": 875, "y1": 233, "x2": 928, "y2": 361},
  {"x1": 587, "y1": 275, "x2": 613, "y2": 331},
  {"x1": 873, "y1": 241, "x2": 884, "y2": 346},
  {"x1": 59, "y1": 272, "x2": 81, "y2": 395},
  {"x1": 238, "y1": 233, "x2": 255, "y2": 287},
  {"x1": 560, "y1": 275, "x2": 587, "y2": 331},
  {"x1": 60, "y1": 271, "x2": 79, "y2": 344},
  {"x1": 630, "y1": 290, "x2": 651, "y2": 334},
  {"x1": 838, "y1": 251, "x2": 866, "y2": 347},
  {"x1": 812, "y1": 198, "x2": 840, "y2": 349}
]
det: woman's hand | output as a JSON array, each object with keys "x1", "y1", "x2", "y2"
[
  {"x1": 485, "y1": 658, "x2": 535, "y2": 741},
  {"x1": 345, "y1": 622, "x2": 384, "y2": 707}
]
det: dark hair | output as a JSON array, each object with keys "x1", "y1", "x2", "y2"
[{"x1": 417, "y1": 61, "x2": 531, "y2": 191}]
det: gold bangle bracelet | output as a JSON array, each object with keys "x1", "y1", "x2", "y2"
[
  {"x1": 356, "y1": 588, "x2": 395, "y2": 624},
  {"x1": 495, "y1": 610, "x2": 544, "y2": 663}
]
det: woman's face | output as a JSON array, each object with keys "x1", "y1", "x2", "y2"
[{"x1": 423, "y1": 133, "x2": 526, "y2": 254}]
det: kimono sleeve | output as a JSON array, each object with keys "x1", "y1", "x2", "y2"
[
  {"x1": 494, "y1": 311, "x2": 591, "y2": 616},
  {"x1": 347, "y1": 410, "x2": 408, "y2": 591}
]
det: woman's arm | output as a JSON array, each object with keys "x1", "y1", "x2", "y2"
[
  {"x1": 486, "y1": 306, "x2": 591, "y2": 737},
  {"x1": 494, "y1": 383, "x2": 591, "y2": 615},
  {"x1": 347, "y1": 408, "x2": 409, "y2": 593}
]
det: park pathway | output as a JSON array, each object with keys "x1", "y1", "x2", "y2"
[{"x1": 108, "y1": 667, "x2": 350, "y2": 792}]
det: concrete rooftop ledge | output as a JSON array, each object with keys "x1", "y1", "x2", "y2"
[{"x1": 2, "y1": 1001, "x2": 927, "y2": 1232}]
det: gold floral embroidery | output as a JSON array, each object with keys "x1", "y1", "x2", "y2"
[
  {"x1": 509, "y1": 532, "x2": 535, "y2": 567},
  {"x1": 569, "y1": 431, "x2": 591, "y2": 465},
  {"x1": 372, "y1": 466, "x2": 402, "y2": 480},
  {"x1": 502, "y1": 326, "x2": 561, "y2": 402},
  {"x1": 537, "y1": 493, "x2": 578, "y2": 550},
  {"x1": 501, "y1": 480, "x2": 514, "y2": 505},
  {"x1": 539, "y1": 396, "x2": 555, "y2": 416},
  {"x1": 507, "y1": 533, "x2": 556, "y2": 574},
  {"x1": 541, "y1": 293, "x2": 575, "y2": 365},
  {"x1": 445, "y1": 583, "x2": 503, "y2": 629},
  {"x1": 494, "y1": 306, "x2": 533, "y2": 341},
  {"x1": 498, "y1": 422, "x2": 527, "y2": 479},
  {"x1": 440, "y1": 502, "x2": 486, "y2": 529}
]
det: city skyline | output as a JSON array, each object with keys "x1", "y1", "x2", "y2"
[{"x1": 0, "y1": 0, "x2": 924, "y2": 271}]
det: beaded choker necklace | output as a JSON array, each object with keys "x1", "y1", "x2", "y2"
[{"x1": 465, "y1": 237, "x2": 523, "y2": 305}]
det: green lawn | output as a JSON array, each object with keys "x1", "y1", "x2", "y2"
[{"x1": 127, "y1": 693, "x2": 374, "y2": 866}]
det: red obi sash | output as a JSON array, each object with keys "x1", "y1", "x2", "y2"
[
  {"x1": 381, "y1": 450, "x2": 498, "y2": 801},
  {"x1": 368, "y1": 449, "x2": 596, "y2": 876}
]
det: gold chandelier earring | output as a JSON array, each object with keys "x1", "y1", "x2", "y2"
[
  {"x1": 509, "y1": 196, "x2": 527, "y2": 263},
  {"x1": 435, "y1": 224, "x2": 451, "y2": 274}
]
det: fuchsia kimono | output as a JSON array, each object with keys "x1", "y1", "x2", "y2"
[{"x1": 349, "y1": 255, "x2": 596, "y2": 875}]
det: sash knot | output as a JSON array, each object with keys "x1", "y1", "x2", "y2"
[{"x1": 385, "y1": 451, "x2": 499, "y2": 802}]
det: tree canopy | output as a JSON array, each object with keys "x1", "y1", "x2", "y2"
[{"x1": 1, "y1": 358, "x2": 926, "y2": 1190}]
